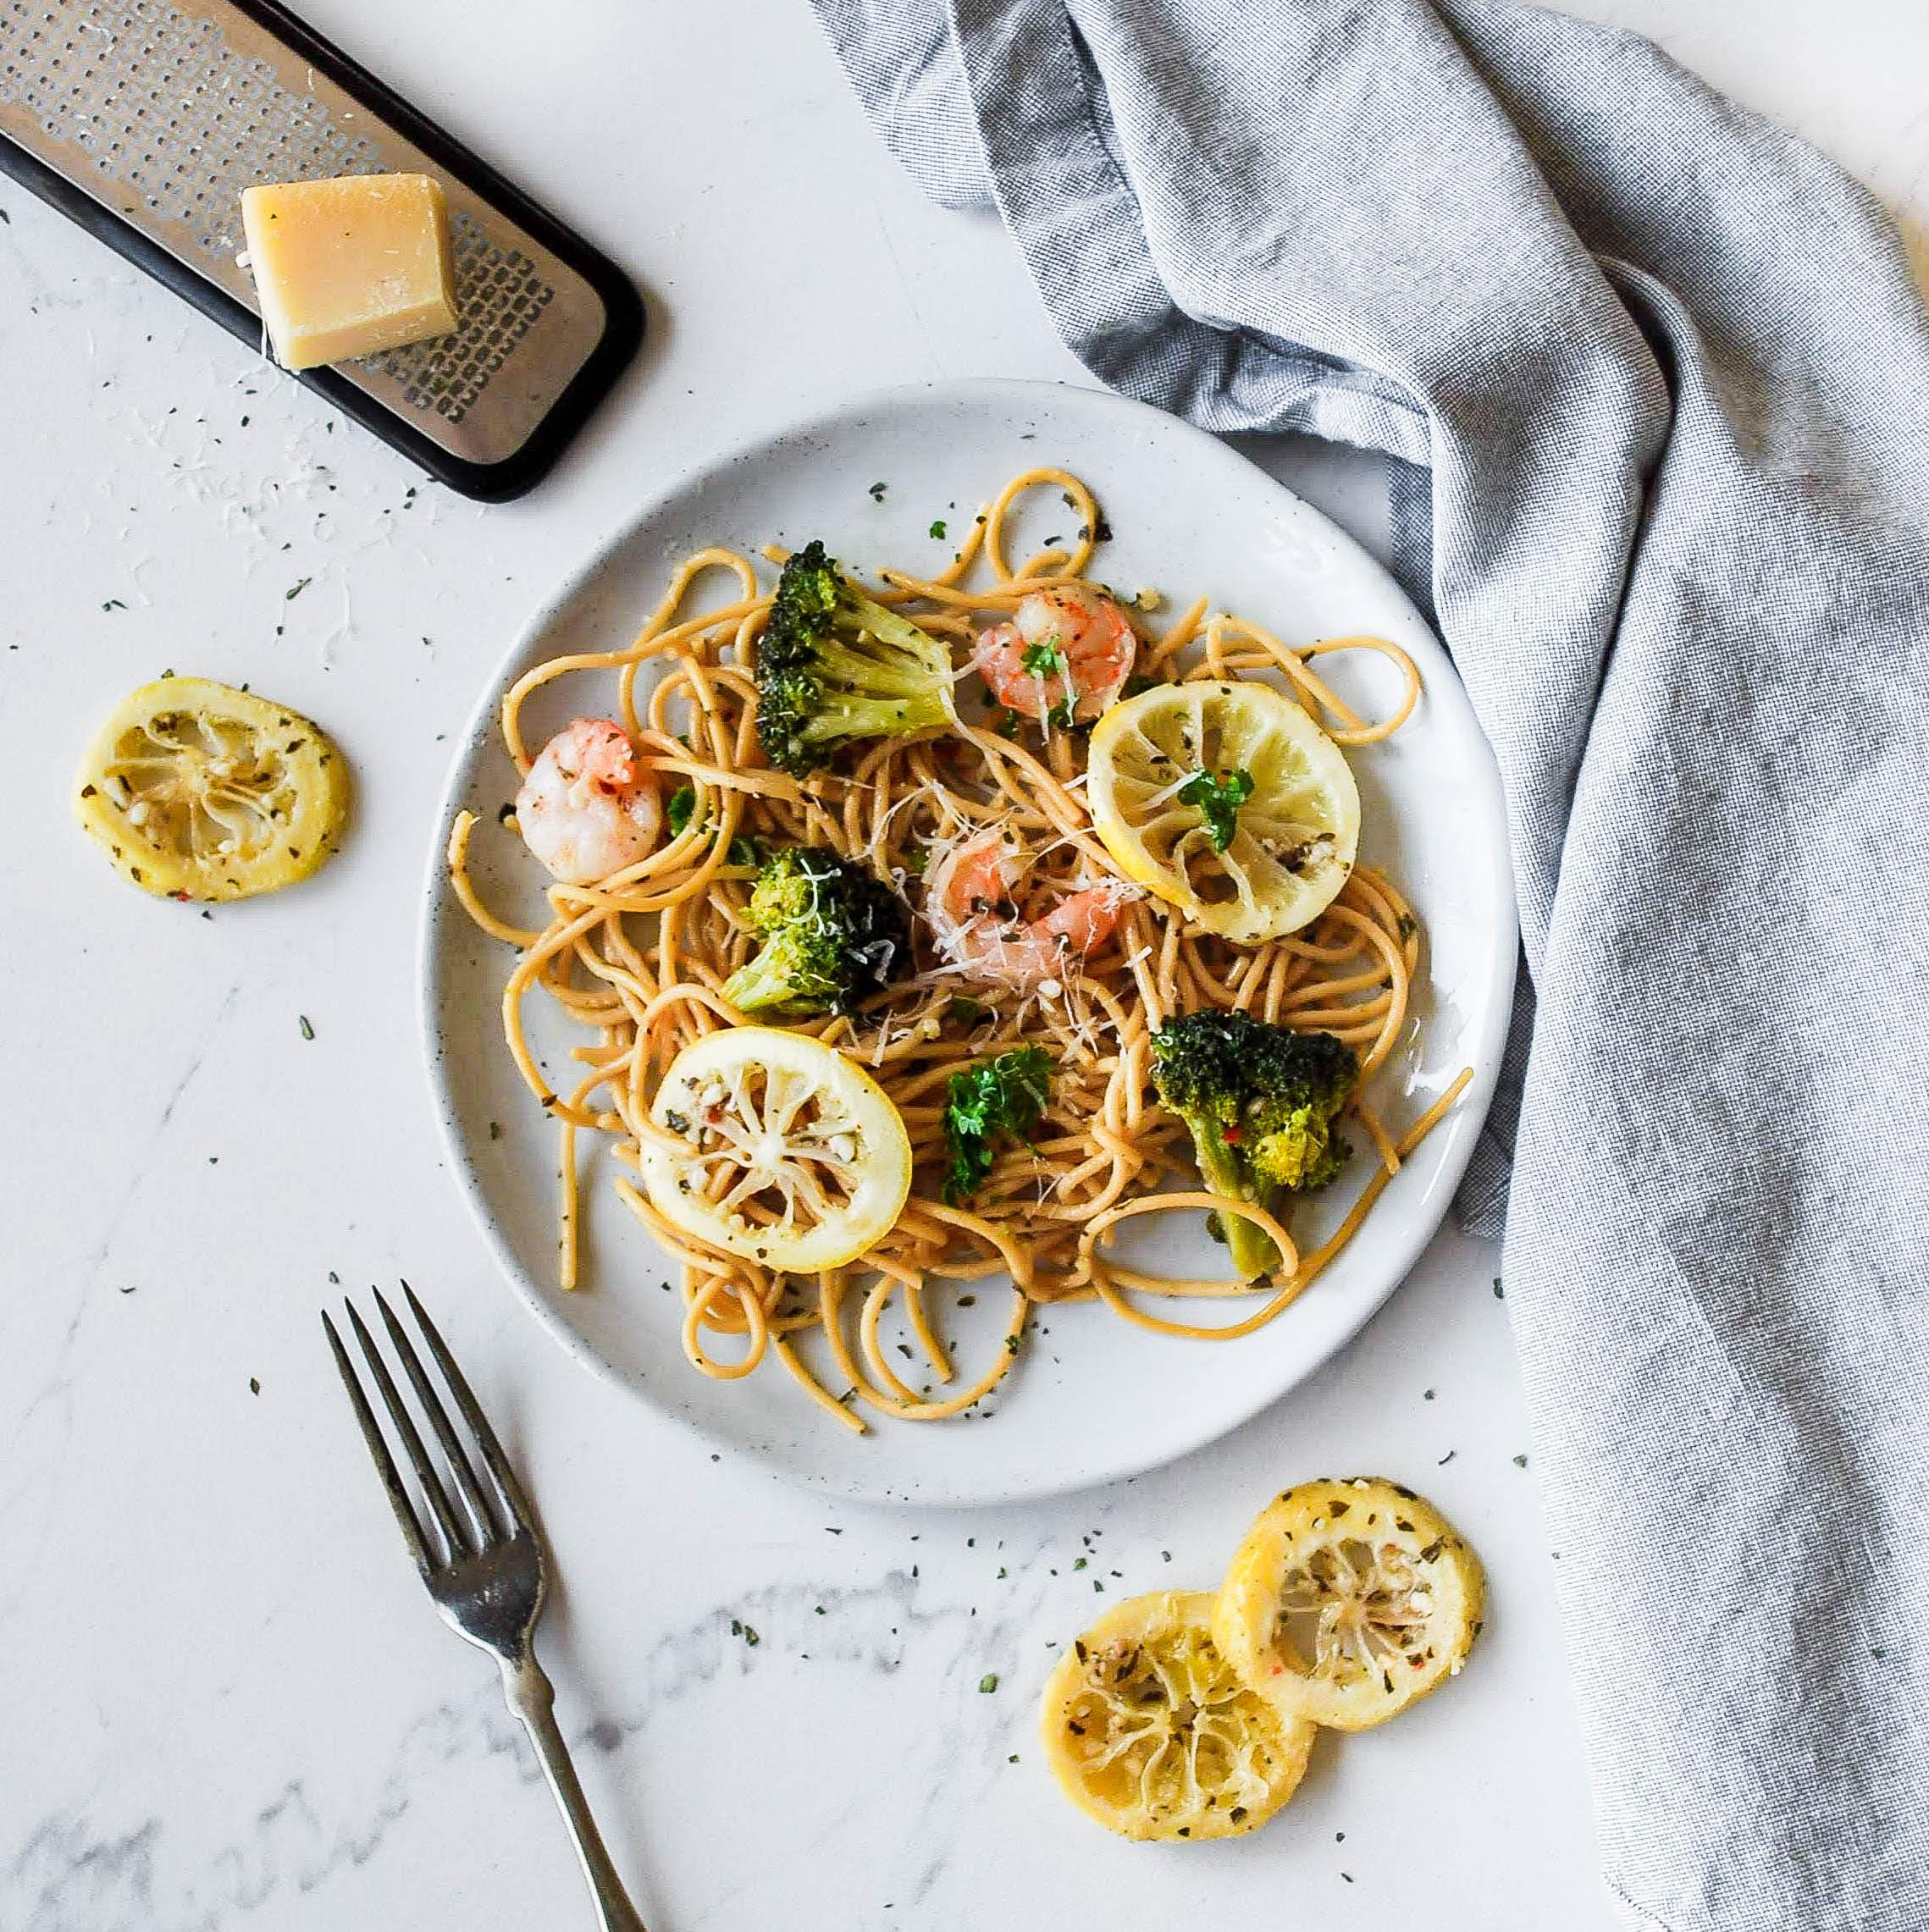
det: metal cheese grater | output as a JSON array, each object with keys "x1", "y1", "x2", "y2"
[{"x1": 0, "y1": 0, "x2": 644, "y2": 499}]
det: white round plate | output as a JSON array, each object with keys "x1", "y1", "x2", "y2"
[{"x1": 422, "y1": 379, "x2": 1516, "y2": 1507}]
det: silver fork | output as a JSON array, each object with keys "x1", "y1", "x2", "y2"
[{"x1": 323, "y1": 1284, "x2": 647, "y2": 1932}]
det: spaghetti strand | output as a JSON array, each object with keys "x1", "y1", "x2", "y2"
[{"x1": 450, "y1": 466, "x2": 1458, "y2": 1430}]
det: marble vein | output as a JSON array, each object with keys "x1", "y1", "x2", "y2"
[{"x1": 8, "y1": 1552, "x2": 1053, "y2": 1932}]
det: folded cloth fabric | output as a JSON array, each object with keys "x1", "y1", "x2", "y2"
[{"x1": 810, "y1": 2, "x2": 1929, "y2": 1925}]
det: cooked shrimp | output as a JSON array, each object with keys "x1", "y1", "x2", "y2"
[
  {"x1": 924, "y1": 826, "x2": 1135, "y2": 994},
  {"x1": 515, "y1": 718, "x2": 661, "y2": 886},
  {"x1": 972, "y1": 584, "x2": 1136, "y2": 724}
]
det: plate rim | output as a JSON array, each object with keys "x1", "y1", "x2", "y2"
[{"x1": 418, "y1": 375, "x2": 1518, "y2": 1509}]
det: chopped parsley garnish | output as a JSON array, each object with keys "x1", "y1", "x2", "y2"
[
  {"x1": 1177, "y1": 767, "x2": 1255, "y2": 853},
  {"x1": 929, "y1": 518, "x2": 948, "y2": 540},
  {"x1": 1020, "y1": 636, "x2": 1066, "y2": 682},
  {"x1": 978, "y1": 1673, "x2": 999, "y2": 1694},
  {"x1": 285, "y1": 577, "x2": 311, "y2": 601},
  {"x1": 942, "y1": 1046, "x2": 1052, "y2": 1205},
  {"x1": 869, "y1": 481, "x2": 887, "y2": 502}
]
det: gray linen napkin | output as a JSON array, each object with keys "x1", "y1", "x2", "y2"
[{"x1": 810, "y1": 1, "x2": 1929, "y2": 1924}]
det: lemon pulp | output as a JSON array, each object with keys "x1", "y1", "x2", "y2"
[
  {"x1": 638, "y1": 1027, "x2": 914, "y2": 1271},
  {"x1": 1040, "y1": 1589, "x2": 1314, "y2": 1840},
  {"x1": 73, "y1": 676, "x2": 349, "y2": 901},
  {"x1": 1086, "y1": 681, "x2": 1358, "y2": 942},
  {"x1": 1214, "y1": 1477, "x2": 1486, "y2": 1731}
]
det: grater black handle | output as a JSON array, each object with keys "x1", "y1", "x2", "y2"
[{"x1": 0, "y1": 0, "x2": 644, "y2": 501}]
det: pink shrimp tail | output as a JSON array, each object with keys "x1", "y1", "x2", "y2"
[
  {"x1": 567, "y1": 718, "x2": 638, "y2": 791},
  {"x1": 924, "y1": 826, "x2": 1133, "y2": 991},
  {"x1": 1038, "y1": 887, "x2": 1127, "y2": 953},
  {"x1": 970, "y1": 623, "x2": 1020, "y2": 676}
]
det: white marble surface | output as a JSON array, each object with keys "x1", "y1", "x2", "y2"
[{"x1": 4, "y1": 3, "x2": 1926, "y2": 1927}]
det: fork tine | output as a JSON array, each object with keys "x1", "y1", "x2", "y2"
[
  {"x1": 323, "y1": 1311, "x2": 430, "y2": 1578},
  {"x1": 373, "y1": 1286, "x2": 499, "y2": 1549},
  {"x1": 402, "y1": 1281, "x2": 536, "y2": 1533},
  {"x1": 344, "y1": 1300, "x2": 469, "y2": 1564}
]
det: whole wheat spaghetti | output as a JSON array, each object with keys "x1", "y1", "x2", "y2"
[{"x1": 450, "y1": 466, "x2": 1467, "y2": 1433}]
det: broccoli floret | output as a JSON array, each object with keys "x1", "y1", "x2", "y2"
[
  {"x1": 1150, "y1": 1011, "x2": 1358, "y2": 1280},
  {"x1": 666, "y1": 783, "x2": 763, "y2": 867},
  {"x1": 719, "y1": 847, "x2": 911, "y2": 1017},
  {"x1": 754, "y1": 542, "x2": 956, "y2": 776}
]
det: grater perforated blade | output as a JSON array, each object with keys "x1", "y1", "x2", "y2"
[{"x1": 0, "y1": 0, "x2": 644, "y2": 500}]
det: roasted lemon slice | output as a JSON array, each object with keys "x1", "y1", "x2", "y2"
[
  {"x1": 1086, "y1": 682, "x2": 1358, "y2": 942},
  {"x1": 1040, "y1": 1590, "x2": 1314, "y2": 1841},
  {"x1": 1214, "y1": 1477, "x2": 1485, "y2": 1731},
  {"x1": 638, "y1": 1027, "x2": 913, "y2": 1270},
  {"x1": 73, "y1": 676, "x2": 349, "y2": 901}
]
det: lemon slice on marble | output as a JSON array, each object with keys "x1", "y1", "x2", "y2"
[
  {"x1": 1213, "y1": 1477, "x2": 1485, "y2": 1731},
  {"x1": 1086, "y1": 682, "x2": 1357, "y2": 941},
  {"x1": 1040, "y1": 1589, "x2": 1314, "y2": 1841},
  {"x1": 638, "y1": 1027, "x2": 913, "y2": 1271},
  {"x1": 73, "y1": 676, "x2": 349, "y2": 901}
]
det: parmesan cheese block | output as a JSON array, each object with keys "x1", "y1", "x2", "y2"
[{"x1": 240, "y1": 174, "x2": 459, "y2": 371}]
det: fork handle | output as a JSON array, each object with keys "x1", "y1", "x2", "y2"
[{"x1": 500, "y1": 1652, "x2": 649, "y2": 1932}]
